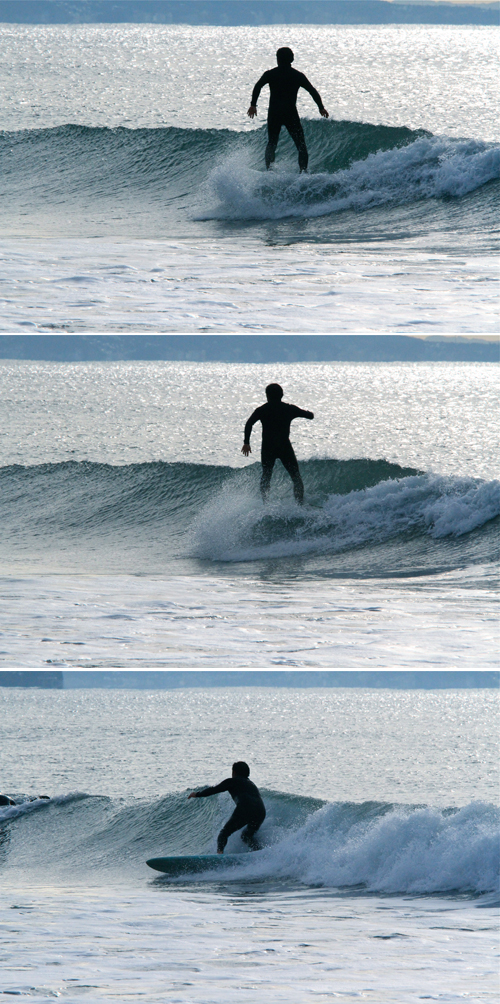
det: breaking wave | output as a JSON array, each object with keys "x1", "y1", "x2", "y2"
[
  {"x1": 1, "y1": 790, "x2": 498, "y2": 896},
  {"x1": 1, "y1": 119, "x2": 498, "y2": 234},
  {"x1": 201, "y1": 130, "x2": 499, "y2": 221},
  {"x1": 1, "y1": 458, "x2": 498, "y2": 576}
]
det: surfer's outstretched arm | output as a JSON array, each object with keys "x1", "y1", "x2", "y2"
[{"x1": 188, "y1": 780, "x2": 231, "y2": 799}]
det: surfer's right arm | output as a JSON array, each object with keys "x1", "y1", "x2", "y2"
[
  {"x1": 248, "y1": 71, "x2": 271, "y2": 117},
  {"x1": 242, "y1": 407, "x2": 262, "y2": 456},
  {"x1": 188, "y1": 780, "x2": 231, "y2": 799}
]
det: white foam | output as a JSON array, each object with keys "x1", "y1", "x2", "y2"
[
  {"x1": 216, "y1": 801, "x2": 500, "y2": 895},
  {"x1": 1, "y1": 237, "x2": 498, "y2": 334},
  {"x1": 201, "y1": 136, "x2": 499, "y2": 221},
  {"x1": 192, "y1": 473, "x2": 500, "y2": 562},
  {"x1": 424, "y1": 478, "x2": 500, "y2": 537},
  {"x1": 0, "y1": 883, "x2": 496, "y2": 1004}
]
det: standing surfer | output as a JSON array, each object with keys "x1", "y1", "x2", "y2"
[
  {"x1": 247, "y1": 47, "x2": 329, "y2": 172},
  {"x1": 188, "y1": 761, "x2": 266, "y2": 854},
  {"x1": 242, "y1": 383, "x2": 314, "y2": 504}
]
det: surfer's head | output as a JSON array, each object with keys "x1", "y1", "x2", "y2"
[
  {"x1": 265, "y1": 383, "x2": 283, "y2": 402},
  {"x1": 232, "y1": 761, "x2": 250, "y2": 778},
  {"x1": 276, "y1": 47, "x2": 294, "y2": 66}
]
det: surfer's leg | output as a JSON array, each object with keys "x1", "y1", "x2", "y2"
[
  {"x1": 279, "y1": 443, "x2": 304, "y2": 504},
  {"x1": 286, "y1": 113, "x2": 308, "y2": 172},
  {"x1": 241, "y1": 809, "x2": 266, "y2": 850},
  {"x1": 266, "y1": 114, "x2": 281, "y2": 169},
  {"x1": 217, "y1": 807, "x2": 247, "y2": 853},
  {"x1": 260, "y1": 449, "x2": 276, "y2": 503}
]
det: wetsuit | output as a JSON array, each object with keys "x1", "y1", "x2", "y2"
[
  {"x1": 244, "y1": 400, "x2": 314, "y2": 503},
  {"x1": 196, "y1": 776, "x2": 266, "y2": 853},
  {"x1": 251, "y1": 65, "x2": 325, "y2": 171}
]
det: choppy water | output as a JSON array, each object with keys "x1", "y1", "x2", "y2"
[{"x1": 0, "y1": 686, "x2": 498, "y2": 1003}]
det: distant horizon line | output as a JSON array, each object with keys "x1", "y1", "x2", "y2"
[{"x1": 1, "y1": 671, "x2": 498, "y2": 690}]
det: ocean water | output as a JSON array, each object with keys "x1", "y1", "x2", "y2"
[
  {"x1": 0, "y1": 685, "x2": 498, "y2": 1004},
  {"x1": 0, "y1": 23, "x2": 499, "y2": 331},
  {"x1": 0, "y1": 359, "x2": 498, "y2": 667}
]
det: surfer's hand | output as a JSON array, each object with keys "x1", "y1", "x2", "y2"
[
  {"x1": 241, "y1": 444, "x2": 251, "y2": 456},
  {"x1": 187, "y1": 792, "x2": 198, "y2": 799},
  {"x1": 320, "y1": 107, "x2": 329, "y2": 118},
  {"x1": 247, "y1": 105, "x2": 257, "y2": 119}
]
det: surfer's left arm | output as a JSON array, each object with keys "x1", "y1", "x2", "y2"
[
  {"x1": 292, "y1": 406, "x2": 314, "y2": 421},
  {"x1": 299, "y1": 73, "x2": 329, "y2": 118},
  {"x1": 242, "y1": 407, "x2": 262, "y2": 456}
]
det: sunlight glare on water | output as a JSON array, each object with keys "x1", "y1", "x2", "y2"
[
  {"x1": 1, "y1": 24, "x2": 498, "y2": 139},
  {"x1": 0, "y1": 360, "x2": 498, "y2": 478}
]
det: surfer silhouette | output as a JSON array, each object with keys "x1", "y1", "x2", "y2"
[
  {"x1": 242, "y1": 383, "x2": 314, "y2": 504},
  {"x1": 188, "y1": 761, "x2": 266, "y2": 854},
  {"x1": 247, "y1": 47, "x2": 329, "y2": 172}
]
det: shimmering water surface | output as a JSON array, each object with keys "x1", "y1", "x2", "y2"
[
  {"x1": 1, "y1": 360, "x2": 498, "y2": 474},
  {"x1": 2, "y1": 24, "x2": 498, "y2": 138}
]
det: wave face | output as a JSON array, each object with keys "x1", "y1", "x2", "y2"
[
  {"x1": 1, "y1": 120, "x2": 498, "y2": 234},
  {"x1": 1, "y1": 791, "x2": 497, "y2": 895},
  {"x1": 1, "y1": 459, "x2": 498, "y2": 576}
]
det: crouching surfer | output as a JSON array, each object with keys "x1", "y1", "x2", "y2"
[{"x1": 188, "y1": 761, "x2": 265, "y2": 853}]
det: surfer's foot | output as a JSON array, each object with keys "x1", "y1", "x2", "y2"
[{"x1": 217, "y1": 850, "x2": 223, "y2": 855}]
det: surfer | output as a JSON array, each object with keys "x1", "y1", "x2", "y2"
[
  {"x1": 242, "y1": 383, "x2": 314, "y2": 504},
  {"x1": 247, "y1": 47, "x2": 329, "y2": 172},
  {"x1": 188, "y1": 761, "x2": 266, "y2": 854}
]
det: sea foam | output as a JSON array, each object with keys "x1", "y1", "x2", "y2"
[
  {"x1": 192, "y1": 469, "x2": 500, "y2": 563},
  {"x1": 247, "y1": 799, "x2": 500, "y2": 895},
  {"x1": 201, "y1": 132, "x2": 500, "y2": 221}
]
